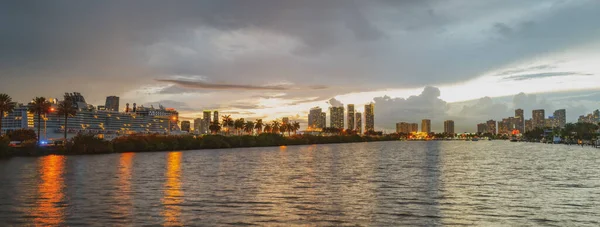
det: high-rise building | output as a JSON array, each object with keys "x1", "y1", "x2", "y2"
[
  {"x1": 396, "y1": 122, "x2": 412, "y2": 134},
  {"x1": 105, "y1": 96, "x2": 120, "y2": 112},
  {"x1": 308, "y1": 107, "x2": 326, "y2": 130},
  {"x1": 203, "y1": 111, "x2": 212, "y2": 134},
  {"x1": 347, "y1": 104, "x2": 355, "y2": 130},
  {"x1": 515, "y1": 109, "x2": 524, "y2": 133},
  {"x1": 499, "y1": 117, "x2": 516, "y2": 135},
  {"x1": 444, "y1": 120, "x2": 455, "y2": 135},
  {"x1": 330, "y1": 106, "x2": 344, "y2": 129},
  {"x1": 181, "y1": 121, "x2": 191, "y2": 132},
  {"x1": 410, "y1": 123, "x2": 419, "y2": 133},
  {"x1": 421, "y1": 119, "x2": 431, "y2": 133},
  {"x1": 213, "y1": 111, "x2": 219, "y2": 124},
  {"x1": 365, "y1": 103, "x2": 375, "y2": 132},
  {"x1": 532, "y1": 109, "x2": 545, "y2": 129},
  {"x1": 320, "y1": 112, "x2": 326, "y2": 129},
  {"x1": 486, "y1": 120, "x2": 497, "y2": 135},
  {"x1": 193, "y1": 118, "x2": 202, "y2": 133},
  {"x1": 477, "y1": 123, "x2": 487, "y2": 134},
  {"x1": 355, "y1": 112, "x2": 362, "y2": 134},
  {"x1": 553, "y1": 109, "x2": 566, "y2": 128},
  {"x1": 525, "y1": 119, "x2": 533, "y2": 132}
]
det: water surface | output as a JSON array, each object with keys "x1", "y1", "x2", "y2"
[{"x1": 1, "y1": 141, "x2": 599, "y2": 226}]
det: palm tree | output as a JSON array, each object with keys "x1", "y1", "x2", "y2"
[
  {"x1": 293, "y1": 121, "x2": 300, "y2": 135},
  {"x1": 280, "y1": 123, "x2": 288, "y2": 136},
  {"x1": 271, "y1": 120, "x2": 281, "y2": 134},
  {"x1": 209, "y1": 120, "x2": 221, "y2": 134},
  {"x1": 222, "y1": 115, "x2": 233, "y2": 135},
  {"x1": 234, "y1": 118, "x2": 245, "y2": 135},
  {"x1": 0, "y1": 93, "x2": 16, "y2": 137},
  {"x1": 28, "y1": 97, "x2": 51, "y2": 143},
  {"x1": 255, "y1": 119, "x2": 264, "y2": 134},
  {"x1": 263, "y1": 124, "x2": 272, "y2": 133},
  {"x1": 244, "y1": 121, "x2": 255, "y2": 135},
  {"x1": 57, "y1": 96, "x2": 77, "y2": 142}
]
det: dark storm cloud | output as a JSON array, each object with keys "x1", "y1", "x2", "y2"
[
  {"x1": 2, "y1": 0, "x2": 600, "y2": 108},
  {"x1": 504, "y1": 72, "x2": 592, "y2": 81},
  {"x1": 156, "y1": 79, "x2": 288, "y2": 91}
]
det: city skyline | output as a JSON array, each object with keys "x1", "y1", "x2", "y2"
[{"x1": 1, "y1": 1, "x2": 600, "y2": 133}]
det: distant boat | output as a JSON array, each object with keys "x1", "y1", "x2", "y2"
[{"x1": 471, "y1": 138, "x2": 479, "y2": 141}]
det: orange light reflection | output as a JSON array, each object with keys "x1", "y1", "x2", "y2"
[
  {"x1": 115, "y1": 152, "x2": 135, "y2": 220},
  {"x1": 162, "y1": 152, "x2": 183, "y2": 226},
  {"x1": 34, "y1": 155, "x2": 66, "y2": 226}
]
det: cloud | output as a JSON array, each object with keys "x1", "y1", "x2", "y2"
[
  {"x1": 327, "y1": 98, "x2": 344, "y2": 107},
  {"x1": 373, "y1": 86, "x2": 448, "y2": 131},
  {"x1": 503, "y1": 72, "x2": 591, "y2": 81},
  {"x1": 156, "y1": 79, "x2": 289, "y2": 91}
]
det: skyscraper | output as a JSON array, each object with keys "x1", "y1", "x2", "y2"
[
  {"x1": 330, "y1": 106, "x2": 344, "y2": 129},
  {"x1": 486, "y1": 119, "x2": 497, "y2": 135},
  {"x1": 309, "y1": 107, "x2": 326, "y2": 129},
  {"x1": 444, "y1": 120, "x2": 455, "y2": 135},
  {"x1": 532, "y1": 109, "x2": 545, "y2": 129},
  {"x1": 410, "y1": 123, "x2": 419, "y2": 133},
  {"x1": 355, "y1": 112, "x2": 362, "y2": 134},
  {"x1": 477, "y1": 123, "x2": 487, "y2": 134},
  {"x1": 525, "y1": 119, "x2": 533, "y2": 132},
  {"x1": 203, "y1": 111, "x2": 212, "y2": 134},
  {"x1": 365, "y1": 103, "x2": 375, "y2": 132},
  {"x1": 193, "y1": 118, "x2": 202, "y2": 133},
  {"x1": 105, "y1": 96, "x2": 120, "y2": 112},
  {"x1": 320, "y1": 112, "x2": 326, "y2": 129},
  {"x1": 515, "y1": 108, "x2": 524, "y2": 133},
  {"x1": 553, "y1": 109, "x2": 566, "y2": 128},
  {"x1": 213, "y1": 111, "x2": 219, "y2": 124},
  {"x1": 421, "y1": 119, "x2": 431, "y2": 133},
  {"x1": 181, "y1": 121, "x2": 191, "y2": 132},
  {"x1": 347, "y1": 104, "x2": 355, "y2": 130},
  {"x1": 396, "y1": 122, "x2": 411, "y2": 134}
]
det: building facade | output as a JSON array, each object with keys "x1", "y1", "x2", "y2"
[
  {"x1": 181, "y1": 121, "x2": 191, "y2": 132},
  {"x1": 330, "y1": 106, "x2": 344, "y2": 129},
  {"x1": 365, "y1": 103, "x2": 375, "y2": 132},
  {"x1": 486, "y1": 120, "x2": 497, "y2": 135},
  {"x1": 105, "y1": 96, "x2": 120, "y2": 112},
  {"x1": 444, "y1": 120, "x2": 455, "y2": 135},
  {"x1": 355, "y1": 112, "x2": 362, "y2": 134},
  {"x1": 308, "y1": 107, "x2": 326, "y2": 130},
  {"x1": 347, "y1": 104, "x2": 355, "y2": 130},
  {"x1": 515, "y1": 109, "x2": 524, "y2": 133},
  {"x1": 410, "y1": 123, "x2": 419, "y2": 133},
  {"x1": 553, "y1": 109, "x2": 566, "y2": 128},
  {"x1": 421, "y1": 119, "x2": 431, "y2": 133},
  {"x1": 477, "y1": 123, "x2": 487, "y2": 134},
  {"x1": 532, "y1": 109, "x2": 545, "y2": 129}
]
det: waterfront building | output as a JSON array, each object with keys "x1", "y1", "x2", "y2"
[
  {"x1": 477, "y1": 123, "x2": 487, "y2": 134},
  {"x1": 347, "y1": 104, "x2": 355, "y2": 130},
  {"x1": 410, "y1": 123, "x2": 419, "y2": 133},
  {"x1": 203, "y1": 111, "x2": 212, "y2": 134},
  {"x1": 0, "y1": 104, "x2": 34, "y2": 135},
  {"x1": 308, "y1": 107, "x2": 326, "y2": 130},
  {"x1": 444, "y1": 120, "x2": 455, "y2": 135},
  {"x1": 193, "y1": 118, "x2": 202, "y2": 133},
  {"x1": 525, "y1": 119, "x2": 533, "y2": 132},
  {"x1": 515, "y1": 109, "x2": 524, "y2": 133},
  {"x1": 396, "y1": 122, "x2": 412, "y2": 134},
  {"x1": 545, "y1": 116, "x2": 556, "y2": 128},
  {"x1": 330, "y1": 106, "x2": 344, "y2": 129},
  {"x1": 181, "y1": 121, "x2": 191, "y2": 132},
  {"x1": 355, "y1": 112, "x2": 362, "y2": 134},
  {"x1": 553, "y1": 109, "x2": 566, "y2": 128},
  {"x1": 486, "y1": 120, "x2": 497, "y2": 135},
  {"x1": 499, "y1": 117, "x2": 516, "y2": 135},
  {"x1": 213, "y1": 111, "x2": 219, "y2": 124},
  {"x1": 365, "y1": 103, "x2": 375, "y2": 132},
  {"x1": 421, "y1": 119, "x2": 431, "y2": 133},
  {"x1": 532, "y1": 109, "x2": 545, "y2": 129},
  {"x1": 105, "y1": 96, "x2": 119, "y2": 112}
]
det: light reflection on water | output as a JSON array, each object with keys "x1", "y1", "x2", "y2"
[
  {"x1": 1, "y1": 141, "x2": 600, "y2": 226},
  {"x1": 34, "y1": 155, "x2": 66, "y2": 226}
]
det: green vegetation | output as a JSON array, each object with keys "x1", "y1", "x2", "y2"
[
  {"x1": 523, "y1": 122, "x2": 599, "y2": 141},
  {"x1": 1, "y1": 133, "x2": 398, "y2": 158},
  {"x1": 0, "y1": 93, "x2": 16, "y2": 137}
]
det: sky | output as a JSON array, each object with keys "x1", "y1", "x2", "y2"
[{"x1": 1, "y1": 0, "x2": 600, "y2": 132}]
